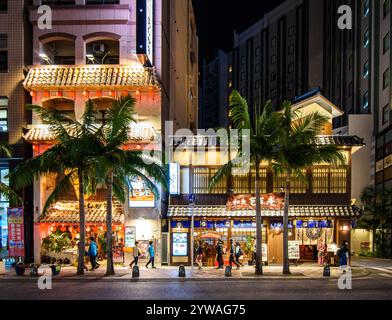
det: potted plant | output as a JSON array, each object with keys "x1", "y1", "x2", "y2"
[
  {"x1": 15, "y1": 262, "x2": 25, "y2": 276},
  {"x1": 245, "y1": 236, "x2": 255, "y2": 266}
]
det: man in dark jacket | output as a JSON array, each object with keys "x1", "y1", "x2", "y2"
[
  {"x1": 216, "y1": 240, "x2": 224, "y2": 269},
  {"x1": 229, "y1": 239, "x2": 239, "y2": 268}
]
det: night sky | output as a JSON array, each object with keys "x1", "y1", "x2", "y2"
[{"x1": 192, "y1": 0, "x2": 286, "y2": 62}]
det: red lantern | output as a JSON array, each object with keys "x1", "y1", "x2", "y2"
[
  {"x1": 50, "y1": 226, "x2": 57, "y2": 232},
  {"x1": 68, "y1": 226, "x2": 74, "y2": 233},
  {"x1": 60, "y1": 226, "x2": 67, "y2": 232}
]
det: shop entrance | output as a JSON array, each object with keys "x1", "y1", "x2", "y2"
[{"x1": 268, "y1": 230, "x2": 283, "y2": 264}]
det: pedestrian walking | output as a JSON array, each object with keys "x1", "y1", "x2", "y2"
[
  {"x1": 87, "y1": 237, "x2": 99, "y2": 271},
  {"x1": 317, "y1": 239, "x2": 327, "y2": 266},
  {"x1": 130, "y1": 241, "x2": 141, "y2": 268},
  {"x1": 229, "y1": 239, "x2": 239, "y2": 268},
  {"x1": 216, "y1": 240, "x2": 224, "y2": 269},
  {"x1": 145, "y1": 241, "x2": 156, "y2": 269},
  {"x1": 196, "y1": 240, "x2": 204, "y2": 270},
  {"x1": 235, "y1": 242, "x2": 244, "y2": 269},
  {"x1": 337, "y1": 241, "x2": 350, "y2": 272}
]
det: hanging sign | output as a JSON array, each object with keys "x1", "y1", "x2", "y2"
[
  {"x1": 169, "y1": 163, "x2": 181, "y2": 195},
  {"x1": 7, "y1": 208, "x2": 25, "y2": 258},
  {"x1": 227, "y1": 194, "x2": 284, "y2": 211}
]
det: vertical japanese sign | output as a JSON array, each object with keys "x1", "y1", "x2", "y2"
[
  {"x1": 7, "y1": 208, "x2": 24, "y2": 258},
  {"x1": 136, "y1": 0, "x2": 154, "y2": 66}
]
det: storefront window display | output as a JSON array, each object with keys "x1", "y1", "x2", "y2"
[{"x1": 0, "y1": 166, "x2": 9, "y2": 258}]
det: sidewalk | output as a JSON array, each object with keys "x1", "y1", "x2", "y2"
[{"x1": 0, "y1": 263, "x2": 370, "y2": 281}]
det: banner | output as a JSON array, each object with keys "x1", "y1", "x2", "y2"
[
  {"x1": 129, "y1": 176, "x2": 155, "y2": 208},
  {"x1": 125, "y1": 226, "x2": 136, "y2": 248},
  {"x1": 7, "y1": 208, "x2": 24, "y2": 258},
  {"x1": 227, "y1": 194, "x2": 284, "y2": 211},
  {"x1": 288, "y1": 240, "x2": 300, "y2": 260}
]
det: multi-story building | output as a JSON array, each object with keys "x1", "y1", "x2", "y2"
[
  {"x1": 17, "y1": 0, "x2": 197, "y2": 264},
  {"x1": 167, "y1": 92, "x2": 364, "y2": 265},
  {"x1": 0, "y1": 0, "x2": 33, "y2": 261},
  {"x1": 199, "y1": 50, "x2": 232, "y2": 130}
]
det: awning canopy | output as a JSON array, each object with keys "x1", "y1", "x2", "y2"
[
  {"x1": 23, "y1": 65, "x2": 160, "y2": 91},
  {"x1": 23, "y1": 123, "x2": 157, "y2": 144},
  {"x1": 36, "y1": 201, "x2": 125, "y2": 224},
  {"x1": 167, "y1": 205, "x2": 361, "y2": 218}
]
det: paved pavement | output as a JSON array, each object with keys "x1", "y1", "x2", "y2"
[{"x1": 0, "y1": 263, "x2": 370, "y2": 281}]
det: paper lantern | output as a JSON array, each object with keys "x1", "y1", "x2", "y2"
[
  {"x1": 60, "y1": 226, "x2": 67, "y2": 232},
  {"x1": 68, "y1": 226, "x2": 74, "y2": 233},
  {"x1": 86, "y1": 227, "x2": 91, "y2": 232},
  {"x1": 50, "y1": 226, "x2": 57, "y2": 232}
]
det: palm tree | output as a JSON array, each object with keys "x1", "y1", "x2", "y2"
[
  {"x1": 10, "y1": 102, "x2": 101, "y2": 275},
  {"x1": 273, "y1": 101, "x2": 346, "y2": 275},
  {"x1": 93, "y1": 96, "x2": 168, "y2": 276},
  {"x1": 0, "y1": 143, "x2": 22, "y2": 205},
  {"x1": 209, "y1": 90, "x2": 280, "y2": 275},
  {"x1": 359, "y1": 186, "x2": 392, "y2": 257}
]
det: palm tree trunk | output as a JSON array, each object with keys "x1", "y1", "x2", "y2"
[
  {"x1": 77, "y1": 169, "x2": 86, "y2": 276},
  {"x1": 106, "y1": 170, "x2": 115, "y2": 276},
  {"x1": 255, "y1": 161, "x2": 263, "y2": 275},
  {"x1": 282, "y1": 169, "x2": 291, "y2": 275}
]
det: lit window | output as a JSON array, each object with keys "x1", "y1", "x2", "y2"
[
  {"x1": 0, "y1": 97, "x2": 7, "y2": 132},
  {"x1": 228, "y1": 65, "x2": 233, "y2": 73},
  {"x1": 364, "y1": 61, "x2": 369, "y2": 78},
  {"x1": 363, "y1": 92, "x2": 369, "y2": 109},
  {"x1": 364, "y1": 0, "x2": 370, "y2": 16},
  {"x1": 364, "y1": 29, "x2": 370, "y2": 48}
]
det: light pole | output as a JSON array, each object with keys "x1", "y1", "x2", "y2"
[{"x1": 189, "y1": 194, "x2": 195, "y2": 274}]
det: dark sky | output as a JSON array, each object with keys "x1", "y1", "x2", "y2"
[{"x1": 192, "y1": 0, "x2": 286, "y2": 62}]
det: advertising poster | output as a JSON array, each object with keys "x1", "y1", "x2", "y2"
[
  {"x1": 288, "y1": 240, "x2": 300, "y2": 260},
  {"x1": 172, "y1": 232, "x2": 188, "y2": 256},
  {"x1": 129, "y1": 176, "x2": 155, "y2": 208},
  {"x1": 7, "y1": 208, "x2": 24, "y2": 258},
  {"x1": 125, "y1": 226, "x2": 136, "y2": 248},
  {"x1": 262, "y1": 243, "x2": 268, "y2": 262}
]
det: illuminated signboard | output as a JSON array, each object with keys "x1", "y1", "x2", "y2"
[
  {"x1": 169, "y1": 163, "x2": 181, "y2": 195},
  {"x1": 227, "y1": 194, "x2": 284, "y2": 211},
  {"x1": 125, "y1": 226, "x2": 136, "y2": 248},
  {"x1": 172, "y1": 232, "x2": 188, "y2": 256},
  {"x1": 136, "y1": 0, "x2": 154, "y2": 66},
  {"x1": 129, "y1": 176, "x2": 155, "y2": 208}
]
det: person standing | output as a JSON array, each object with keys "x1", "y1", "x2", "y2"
[
  {"x1": 229, "y1": 239, "x2": 239, "y2": 268},
  {"x1": 196, "y1": 240, "x2": 204, "y2": 270},
  {"x1": 130, "y1": 241, "x2": 140, "y2": 268},
  {"x1": 216, "y1": 240, "x2": 224, "y2": 269},
  {"x1": 317, "y1": 239, "x2": 327, "y2": 266},
  {"x1": 87, "y1": 237, "x2": 99, "y2": 271},
  {"x1": 145, "y1": 241, "x2": 156, "y2": 269},
  {"x1": 235, "y1": 242, "x2": 244, "y2": 269},
  {"x1": 338, "y1": 241, "x2": 349, "y2": 272}
]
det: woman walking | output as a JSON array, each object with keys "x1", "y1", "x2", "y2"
[
  {"x1": 130, "y1": 241, "x2": 141, "y2": 268},
  {"x1": 235, "y1": 242, "x2": 244, "y2": 269},
  {"x1": 317, "y1": 239, "x2": 327, "y2": 266},
  {"x1": 196, "y1": 240, "x2": 204, "y2": 270}
]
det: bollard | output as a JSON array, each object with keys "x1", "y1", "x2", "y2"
[
  {"x1": 178, "y1": 265, "x2": 186, "y2": 278},
  {"x1": 132, "y1": 265, "x2": 140, "y2": 278},
  {"x1": 15, "y1": 262, "x2": 25, "y2": 276},
  {"x1": 30, "y1": 264, "x2": 39, "y2": 277},
  {"x1": 323, "y1": 264, "x2": 331, "y2": 277},
  {"x1": 225, "y1": 266, "x2": 232, "y2": 277}
]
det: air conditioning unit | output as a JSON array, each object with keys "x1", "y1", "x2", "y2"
[{"x1": 93, "y1": 44, "x2": 106, "y2": 55}]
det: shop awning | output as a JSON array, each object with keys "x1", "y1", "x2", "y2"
[
  {"x1": 36, "y1": 201, "x2": 125, "y2": 224},
  {"x1": 167, "y1": 205, "x2": 361, "y2": 218},
  {"x1": 23, "y1": 65, "x2": 160, "y2": 91},
  {"x1": 23, "y1": 123, "x2": 157, "y2": 144}
]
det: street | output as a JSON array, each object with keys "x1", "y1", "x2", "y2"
[{"x1": 0, "y1": 273, "x2": 391, "y2": 300}]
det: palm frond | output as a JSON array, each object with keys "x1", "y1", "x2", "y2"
[
  {"x1": 229, "y1": 90, "x2": 253, "y2": 133},
  {"x1": 209, "y1": 161, "x2": 233, "y2": 192},
  {"x1": 0, "y1": 182, "x2": 22, "y2": 205},
  {"x1": 0, "y1": 143, "x2": 12, "y2": 158}
]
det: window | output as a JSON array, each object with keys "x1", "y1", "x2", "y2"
[
  {"x1": 364, "y1": 0, "x2": 370, "y2": 16},
  {"x1": 383, "y1": 104, "x2": 390, "y2": 125},
  {"x1": 0, "y1": 0, "x2": 6, "y2": 12},
  {"x1": 271, "y1": 37, "x2": 277, "y2": 48},
  {"x1": 384, "y1": 68, "x2": 390, "y2": 89},
  {"x1": 348, "y1": 82, "x2": 353, "y2": 98},
  {"x1": 0, "y1": 97, "x2": 7, "y2": 132},
  {"x1": 312, "y1": 167, "x2": 347, "y2": 194},
  {"x1": 192, "y1": 168, "x2": 227, "y2": 194},
  {"x1": 271, "y1": 55, "x2": 276, "y2": 64},
  {"x1": 288, "y1": 44, "x2": 295, "y2": 55},
  {"x1": 255, "y1": 64, "x2": 261, "y2": 73},
  {"x1": 288, "y1": 63, "x2": 294, "y2": 74},
  {"x1": 384, "y1": 0, "x2": 390, "y2": 18},
  {"x1": 288, "y1": 26, "x2": 295, "y2": 37},
  {"x1": 85, "y1": 0, "x2": 119, "y2": 4},
  {"x1": 384, "y1": 33, "x2": 390, "y2": 54},
  {"x1": 363, "y1": 91, "x2": 369, "y2": 109},
  {"x1": 255, "y1": 47, "x2": 261, "y2": 57},
  {"x1": 349, "y1": 55, "x2": 353, "y2": 70},
  {"x1": 364, "y1": 61, "x2": 369, "y2": 78},
  {"x1": 364, "y1": 29, "x2": 370, "y2": 48},
  {"x1": 0, "y1": 162, "x2": 9, "y2": 254},
  {"x1": 232, "y1": 168, "x2": 267, "y2": 194},
  {"x1": 274, "y1": 170, "x2": 307, "y2": 194},
  {"x1": 271, "y1": 72, "x2": 277, "y2": 81},
  {"x1": 0, "y1": 34, "x2": 7, "y2": 72}
]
